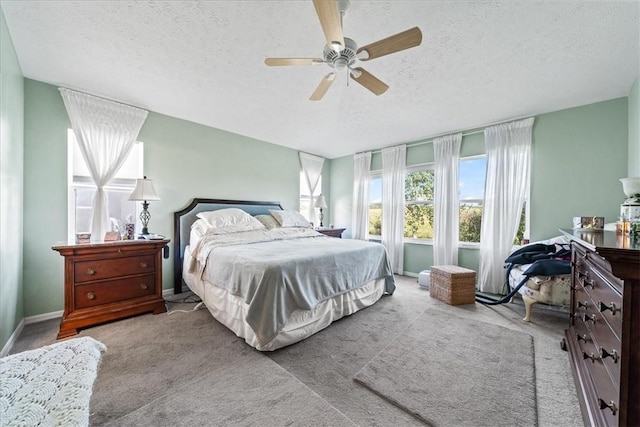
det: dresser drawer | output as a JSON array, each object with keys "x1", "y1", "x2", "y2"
[
  {"x1": 74, "y1": 274, "x2": 156, "y2": 308},
  {"x1": 580, "y1": 308, "x2": 621, "y2": 384},
  {"x1": 579, "y1": 265, "x2": 623, "y2": 337},
  {"x1": 74, "y1": 255, "x2": 156, "y2": 283}
]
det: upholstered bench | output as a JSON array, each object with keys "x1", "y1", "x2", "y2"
[
  {"x1": 0, "y1": 336, "x2": 106, "y2": 426},
  {"x1": 429, "y1": 265, "x2": 476, "y2": 305}
]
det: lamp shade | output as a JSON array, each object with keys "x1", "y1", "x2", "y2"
[
  {"x1": 314, "y1": 195, "x2": 327, "y2": 209},
  {"x1": 128, "y1": 176, "x2": 160, "y2": 201}
]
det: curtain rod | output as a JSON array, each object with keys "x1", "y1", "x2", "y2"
[{"x1": 366, "y1": 114, "x2": 534, "y2": 155}]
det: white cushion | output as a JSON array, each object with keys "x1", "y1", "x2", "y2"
[
  {"x1": 269, "y1": 209, "x2": 311, "y2": 228},
  {"x1": 196, "y1": 208, "x2": 265, "y2": 234},
  {"x1": 255, "y1": 214, "x2": 281, "y2": 230}
]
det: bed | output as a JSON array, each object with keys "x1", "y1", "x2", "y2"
[{"x1": 174, "y1": 198, "x2": 395, "y2": 351}]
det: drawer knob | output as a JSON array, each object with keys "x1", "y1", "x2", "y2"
[
  {"x1": 577, "y1": 301, "x2": 590, "y2": 309},
  {"x1": 583, "y1": 314, "x2": 597, "y2": 324},
  {"x1": 87, "y1": 292, "x2": 96, "y2": 300},
  {"x1": 598, "y1": 301, "x2": 618, "y2": 316},
  {"x1": 578, "y1": 271, "x2": 589, "y2": 280},
  {"x1": 576, "y1": 334, "x2": 590, "y2": 343},
  {"x1": 583, "y1": 279, "x2": 596, "y2": 289},
  {"x1": 87, "y1": 268, "x2": 96, "y2": 276},
  {"x1": 582, "y1": 351, "x2": 597, "y2": 363},
  {"x1": 140, "y1": 262, "x2": 148, "y2": 268},
  {"x1": 599, "y1": 347, "x2": 619, "y2": 363},
  {"x1": 140, "y1": 283, "x2": 148, "y2": 290},
  {"x1": 598, "y1": 398, "x2": 618, "y2": 415}
]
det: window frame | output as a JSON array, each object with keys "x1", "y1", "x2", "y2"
[
  {"x1": 368, "y1": 171, "x2": 382, "y2": 239},
  {"x1": 403, "y1": 163, "x2": 435, "y2": 243},
  {"x1": 299, "y1": 171, "x2": 322, "y2": 223},
  {"x1": 67, "y1": 131, "x2": 143, "y2": 241}
]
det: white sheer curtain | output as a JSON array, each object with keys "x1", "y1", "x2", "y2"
[
  {"x1": 299, "y1": 152, "x2": 325, "y2": 225},
  {"x1": 479, "y1": 118, "x2": 534, "y2": 293},
  {"x1": 382, "y1": 144, "x2": 406, "y2": 274},
  {"x1": 433, "y1": 133, "x2": 462, "y2": 266},
  {"x1": 352, "y1": 152, "x2": 371, "y2": 240},
  {"x1": 59, "y1": 88, "x2": 148, "y2": 241}
]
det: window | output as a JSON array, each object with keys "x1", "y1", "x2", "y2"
[
  {"x1": 458, "y1": 156, "x2": 527, "y2": 244},
  {"x1": 299, "y1": 172, "x2": 321, "y2": 223},
  {"x1": 369, "y1": 174, "x2": 382, "y2": 236},
  {"x1": 459, "y1": 157, "x2": 486, "y2": 243},
  {"x1": 67, "y1": 130, "x2": 143, "y2": 241},
  {"x1": 369, "y1": 154, "x2": 526, "y2": 245},
  {"x1": 404, "y1": 167, "x2": 435, "y2": 239}
]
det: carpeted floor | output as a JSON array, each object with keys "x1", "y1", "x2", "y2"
[
  {"x1": 354, "y1": 307, "x2": 536, "y2": 426},
  {"x1": 8, "y1": 276, "x2": 584, "y2": 426}
]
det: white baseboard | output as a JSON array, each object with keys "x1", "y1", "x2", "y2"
[
  {"x1": 2, "y1": 289, "x2": 183, "y2": 357},
  {"x1": 1, "y1": 318, "x2": 25, "y2": 358},
  {"x1": 25, "y1": 310, "x2": 63, "y2": 325},
  {"x1": 403, "y1": 272, "x2": 419, "y2": 278}
]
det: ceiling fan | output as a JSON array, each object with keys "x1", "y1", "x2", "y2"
[{"x1": 265, "y1": 0, "x2": 422, "y2": 101}]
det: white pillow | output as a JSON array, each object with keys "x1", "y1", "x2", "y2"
[
  {"x1": 255, "y1": 214, "x2": 281, "y2": 230},
  {"x1": 269, "y1": 209, "x2": 311, "y2": 228},
  {"x1": 196, "y1": 208, "x2": 265, "y2": 233}
]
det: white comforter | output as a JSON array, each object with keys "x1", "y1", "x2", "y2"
[{"x1": 188, "y1": 229, "x2": 395, "y2": 347}]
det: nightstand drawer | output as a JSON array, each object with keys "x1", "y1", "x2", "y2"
[
  {"x1": 74, "y1": 274, "x2": 156, "y2": 309},
  {"x1": 74, "y1": 255, "x2": 156, "y2": 283}
]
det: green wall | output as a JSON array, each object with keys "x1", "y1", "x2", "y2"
[
  {"x1": 22, "y1": 79, "x2": 306, "y2": 317},
  {"x1": 0, "y1": 8, "x2": 24, "y2": 352},
  {"x1": 330, "y1": 98, "x2": 629, "y2": 276},
  {"x1": 629, "y1": 77, "x2": 640, "y2": 177}
]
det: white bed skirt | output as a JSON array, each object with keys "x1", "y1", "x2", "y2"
[{"x1": 183, "y1": 246, "x2": 386, "y2": 351}]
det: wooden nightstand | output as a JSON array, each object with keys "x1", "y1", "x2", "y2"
[
  {"x1": 316, "y1": 228, "x2": 346, "y2": 238},
  {"x1": 52, "y1": 239, "x2": 169, "y2": 339}
]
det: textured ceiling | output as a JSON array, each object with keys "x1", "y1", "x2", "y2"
[{"x1": 2, "y1": 1, "x2": 639, "y2": 159}]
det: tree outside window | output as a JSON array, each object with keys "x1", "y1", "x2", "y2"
[{"x1": 404, "y1": 169, "x2": 434, "y2": 239}]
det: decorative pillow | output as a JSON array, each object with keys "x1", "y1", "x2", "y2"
[
  {"x1": 255, "y1": 214, "x2": 281, "y2": 230},
  {"x1": 269, "y1": 209, "x2": 311, "y2": 228},
  {"x1": 196, "y1": 208, "x2": 265, "y2": 233}
]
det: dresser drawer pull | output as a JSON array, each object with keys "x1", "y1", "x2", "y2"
[
  {"x1": 577, "y1": 301, "x2": 590, "y2": 309},
  {"x1": 86, "y1": 292, "x2": 96, "y2": 300},
  {"x1": 140, "y1": 283, "x2": 148, "y2": 290},
  {"x1": 599, "y1": 347, "x2": 619, "y2": 363},
  {"x1": 140, "y1": 262, "x2": 148, "y2": 268},
  {"x1": 582, "y1": 351, "x2": 597, "y2": 363},
  {"x1": 598, "y1": 398, "x2": 618, "y2": 415},
  {"x1": 576, "y1": 334, "x2": 590, "y2": 343},
  {"x1": 583, "y1": 314, "x2": 597, "y2": 324},
  {"x1": 86, "y1": 268, "x2": 96, "y2": 276},
  {"x1": 583, "y1": 279, "x2": 596, "y2": 289},
  {"x1": 598, "y1": 301, "x2": 618, "y2": 315}
]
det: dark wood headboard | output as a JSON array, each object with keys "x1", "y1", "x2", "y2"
[{"x1": 173, "y1": 198, "x2": 283, "y2": 294}]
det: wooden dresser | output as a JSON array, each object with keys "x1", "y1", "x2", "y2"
[
  {"x1": 560, "y1": 229, "x2": 640, "y2": 427},
  {"x1": 316, "y1": 228, "x2": 346, "y2": 238},
  {"x1": 52, "y1": 239, "x2": 169, "y2": 339}
]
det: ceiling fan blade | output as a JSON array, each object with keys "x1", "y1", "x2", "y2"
[
  {"x1": 357, "y1": 27, "x2": 422, "y2": 61},
  {"x1": 265, "y1": 58, "x2": 324, "y2": 66},
  {"x1": 310, "y1": 73, "x2": 336, "y2": 101},
  {"x1": 350, "y1": 67, "x2": 389, "y2": 96},
  {"x1": 312, "y1": 0, "x2": 345, "y2": 51}
]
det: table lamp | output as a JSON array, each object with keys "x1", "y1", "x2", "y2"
[
  {"x1": 314, "y1": 194, "x2": 327, "y2": 227},
  {"x1": 128, "y1": 176, "x2": 160, "y2": 235}
]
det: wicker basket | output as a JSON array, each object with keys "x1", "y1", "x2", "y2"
[{"x1": 429, "y1": 265, "x2": 476, "y2": 305}]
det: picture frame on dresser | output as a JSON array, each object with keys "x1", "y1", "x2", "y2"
[{"x1": 559, "y1": 228, "x2": 640, "y2": 427}]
